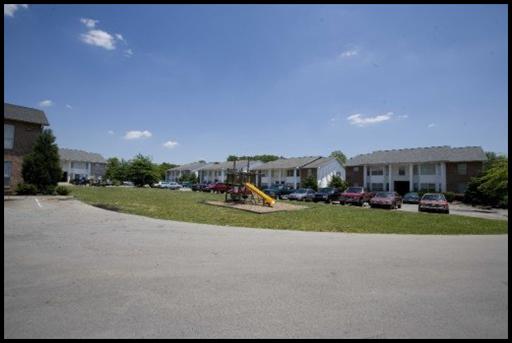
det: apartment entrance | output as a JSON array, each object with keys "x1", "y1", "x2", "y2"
[{"x1": 394, "y1": 181, "x2": 410, "y2": 195}]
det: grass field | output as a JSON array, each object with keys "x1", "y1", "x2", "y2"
[{"x1": 71, "y1": 186, "x2": 508, "y2": 235}]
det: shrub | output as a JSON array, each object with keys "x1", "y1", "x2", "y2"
[
  {"x1": 443, "y1": 192, "x2": 455, "y2": 203},
  {"x1": 302, "y1": 176, "x2": 318, "y2": 191},
  {"x1": 41, "y1": 185, "x2": 56, "y2": 195},
  {"x1": 56, "y1": 185, "x2": 71, "y2": 195},
  {"x1": 112, "y1": 180, "x2": 121, "y2": 186},
  {"x1": 15, "y1": 183, "x2": 38, "y2": 195}
]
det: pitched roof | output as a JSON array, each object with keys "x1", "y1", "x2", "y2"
[
  {"x1": 303, "y1": 156, "x2": 341, "y2": 168},
  {"x1": 346, "y1": 146, "x2": 487, "y2": 166},
  {"x1": 198, "y1": 160, "x2": 262, "y2": 171},
  {"x1": 4, "y1": 103, "x2": 49, "y2": 126},
  {"x1": 59, "y1": 148, "x2": 106, "y2": 163},
  {"x1": 168, "y1": 161, "x2": 207, "y2": 172},
  {"x1": 252, "y1": 156, "x2": 322, "y2": 170}
]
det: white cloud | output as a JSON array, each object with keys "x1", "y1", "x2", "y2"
[
  {"x1": 80, "y1": 18, "x2": 98, "y2": 28},
  {"x1": 4, "y1": 4, "x2": 28, "y2": 17},
  {"x1": 124, "y1": 49, "x2": 133, "y2": 57},
  {"x1": 115, "y1": 33, "x2": 124, "y2": 41},
  {"x1": 397, "y1": 114, "x2": 409, "y2": 119},
  {"x1": 124, "y1": 130, "x2": 152, "y2": 140},
  {"x1": 163, "y1": 140, "x2": 179, "y2": 149},
  {"x1": 108, "y1": 130, "x2": 115, "y2": 135},
  {"x1": 427, "y1": 123, "x2": 436, "y2": 128},
  {"x1": 339, "y1": 49, "x2": 358, "y2": 58},
  {"x1": 81, "y1": 29, "x2": 116, "y2": 50},
  {"x1": 347, "y1": 112, "x2": 393, "y2": 127},
  {"x1": 38, "y1": 100, "x2": 53, "y2": 107},
  {"x1": 66, "y1": 104, "x2": 72, "y2": 109}
]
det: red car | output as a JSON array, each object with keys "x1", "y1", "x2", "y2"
[
  {"x1": 207, "y1": 183, "x2": 231, "y2": 194},
  {"x1": 370, "y1": 191, "x2": 402, "y2": 209},
  {"x1": 418, "y1": 193, "x2": 449, "y2": 214},
  {"x1": 340, "y1": 187, "x2": 374, "y2": 206}
]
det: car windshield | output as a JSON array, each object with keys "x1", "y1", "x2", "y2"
[
  {"x1": 422, "y1": 194, "x2": 446, "y2": 201},
  {"x1": 345, "y1": 187, "x2": 363, "y2": 193},
  {"x1": 294, "y1": 189, "x2": 307, "y2": 193},
  {"x1": 404, "y1": 192, "x2": 419, "y2": 197},
  {"x1": 375, "y1": 192, "x2": 394, "y2": 198},
  {"x1": 318, "y1": 188, "x2": 333, "y2": 193}
]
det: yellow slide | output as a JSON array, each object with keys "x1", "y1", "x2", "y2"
[{"x1": 244, "y1": 182, "x2": 276, "y2": 207}]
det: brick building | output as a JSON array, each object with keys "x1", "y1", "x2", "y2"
[
  {"x1": 4, "y1": 103, "x2": 49, "y2": 193},
  {"x1": 345, "y1": 146, "x2": 487, "y2": 194}
]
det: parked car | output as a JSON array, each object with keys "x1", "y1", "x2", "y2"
[
  {"x1": 191, "y1": 183, "x2": 206, "y2": 191},
  {"x1": 122, "y1": 181, "x2": 134, "y2": 187},
  {"x1": 262, "y1": 185, "x2": 294, "y2": 199},
  {"x1": 340, "y1": 187, "x2": 374, "y2": 206},
  {"x1": 403, "y1": 192, "x2": 420, "y2": 204},
  {"x1": 287, "y1": 188, "x2": 316, "y2": 201},
  {"x1": 152, "y1": 181, "x2": 167, "y2": 188},
  {"x1": 71, "y1": 176, "x2": 89, "y2": 186},
  {"x1": 312, "y1": 187, "x2": 342, "y2": 203},
  {"x1": 166, "y1": 181, "x2": 183, "y2": 190},
  {"x1": 370, "y1": 191, "x2": 402, "y2": 209},
  {"x1": 207, "y1": 183, "x2": 231, "y2": 193},
  {"x1": 418, "y1": 193, "x2": 450, "y2": 214},
  {"x1": 180, "y1": 182, "x2": 193, "y2": 189}
]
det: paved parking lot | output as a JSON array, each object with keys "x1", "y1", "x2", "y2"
[
  {"x1": 4, "y1": 197, "x2": 508, "y2": 338},
  {"x1": 398, "y1": 202, "x2": 508, "y2": 220}
]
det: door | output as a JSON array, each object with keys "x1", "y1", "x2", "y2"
[{"x1": 394, "y1": 181, "x2": 410, "y2": 195}]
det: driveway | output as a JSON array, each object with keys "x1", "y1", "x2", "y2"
[{"x1": 4, "y1": 197, "x2": 508, "y2": 338}]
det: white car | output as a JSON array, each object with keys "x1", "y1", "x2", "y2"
[{"x1": 166, "y1": 182, "x2": 182, "y2": 190}]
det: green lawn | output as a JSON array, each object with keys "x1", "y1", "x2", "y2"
[{"x1": 71, "y1": 186, "x2": 508, "y2": 235}]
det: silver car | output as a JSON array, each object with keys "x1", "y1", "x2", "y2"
[{"x1": 287, "y1": 188, "x2": 315, "y2": 201}]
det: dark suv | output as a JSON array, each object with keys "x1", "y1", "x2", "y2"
[
  {"x1": 262, "y1": 185, "x2": 294, "y2": 199},
  {"x1": 312, "y1": 187, "x2": 342, "y2": 203}
]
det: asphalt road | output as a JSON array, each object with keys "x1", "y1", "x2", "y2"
[{"x1": 4, "y1": 197, "x2": 508, "y2": 338}]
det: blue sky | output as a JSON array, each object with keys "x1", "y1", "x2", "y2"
[{"x1": 4, "y1": 4, "x2": 508, "y2": 164}]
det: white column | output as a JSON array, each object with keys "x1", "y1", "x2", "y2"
[
  {"x1": 440, "y1": 162, "x2": 447, "y2": 192},
  {"x1": 388, "y1": 164, "x2": 393, "y2": 192},
  {"x1": 409, "y1": 164, "x2": 414, "y2": 191},
  {"x1": 88, "y1": 162, "x2": 92, "y2": 179},
  {"x1": 363, "y1": 165, "x2": 367, "y2": 188},
  {"x1": 221, "y1": 169, "x2": 225, "y2": 182}
]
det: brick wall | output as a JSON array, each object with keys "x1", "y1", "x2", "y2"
[
  {"x1": 345, "y1": 166, "x2": 364, "y2": 187},
  {"x1": 4, "y1": 120, "x2": 44, "y2": 192},
  {"x1": 446, "y1": 161, "x2": 483, "y2": 193}
]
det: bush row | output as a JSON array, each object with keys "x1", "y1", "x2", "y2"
[{"x1": 15, "y1": 183, "x2": 71, "y2": 196}]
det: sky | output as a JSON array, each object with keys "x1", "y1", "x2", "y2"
[{"x1": 4, "y1": 4, "x2": 508, "y2": 164}]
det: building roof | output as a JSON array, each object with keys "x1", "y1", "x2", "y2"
[
  {"x1": 252, "y1": 156, "x2": 322, "y2": 170},
  {"x1": 4, "y1": 103, "x2": 49, "y2": 126},
  {"x1": 198, "y1": 160, "x2": 262, "y2": 171},
  {"x1": 303, "y1": 156, "x2": 341, "y2": 168},
  {"x1": 59, "y1": 148, "x2": 107, "y2": 163},
  {"x1": 346, "y1": 146, "x2": 487, "y2": 166},
  {"x1": 168, "y1": 161, "x2": 207, "y2": 172}
]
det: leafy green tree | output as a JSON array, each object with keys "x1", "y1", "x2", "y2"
[
  {"x1": 302, "y1": 175, "x2": 318, "y2": 191},
  {"x1": 328, "y1": 176, "x2": 348, "y2": 190},
  {"x1": 105, "y1": 157, "x2": 121, "y2": 181},
  {"x1": 21, "y1": 129, "x2": 62, "y2": 194},
  {"x1": 330, "y1": 150, "x2": 347, "y2": 165},
  {"x1": 465, "y1": 154, "x2": 508, "y2": 207},
  {"x1": 227, "y1": 155, "x2": 281, "y2": 163},
  {"x1": 178, "y1": 173, "x2": 198, "y2": 184},
  {"x1": 127, "y1": 154, "x2": 159, "y2": 187}
]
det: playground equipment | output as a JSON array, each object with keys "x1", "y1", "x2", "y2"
[{"x1": 224, "y1": 160, "x2": 276, "y2": 207}]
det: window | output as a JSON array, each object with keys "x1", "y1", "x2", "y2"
[
  {"x1": 71, "y1": 161, "x2": 87, "y2": 169},
  {"x1": 4, "y1": 161, "x2": 12, "y2": 185},
  {"x1": 353, "y1": 167, "x2": 359, "y2": 172},
  {"x1": 457, "y1": 163, "x2": 467, "y2": 175},
  {"x1": 413, "y1": 165, "x2": 419, "y2": 175},
  {"x1": 398, "y1": 167, "x2": 406, "y2": 176},
  {"x1": 420, "y1": 164, "x2": 436, "y2": 175},
  {"x1": 371, "y1": 183, "x2": 384, "y2": 191},
  {"x1": 419, "y1": 183, "x2": 436, "y2": 192},
  {"x1": 371, "y1": 168, "x2": 383, "y2": 176},
  {"x1": 286, "y1": 169, "x2": 294, "y2": 177},
  {"x1": 4, "y1": 124, "x2": 14, "y2": 149}
]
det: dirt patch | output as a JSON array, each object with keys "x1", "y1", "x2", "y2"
[
  {"x1": 92, "y1": 203, "x2": 121, "y2": 212},
  {"x1": 205, "y1": 200, "x2": 307, "y2": 214}
]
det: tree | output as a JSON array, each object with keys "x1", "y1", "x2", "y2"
[
  {"x1": 226, "y1": 155, "x2": 281, "y2": 163},
  {"x1": 329, "y1": 175, "x2": 348, "y2": 190},
  {"x1": 105, "y1": 157, "x2": 121, "y2": 181},
  {"x1": 302, "y1": 175, "x2": 318, "y2": 191},
  {"x1": 127, "y1": 154, "x2": 159, "y2": 187},
  {"x1": 178, "y1": 173, "x2": 198, "y2": 184},
  {"x1": 465, "y1": 154, "x2": 508, "y2": 208},
  {"x1": 21, "y1": 129, "x2": 62, "y2": 194},
  {"x1": 330, "y1": 150, "x2": 347, "y2": 165}
]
